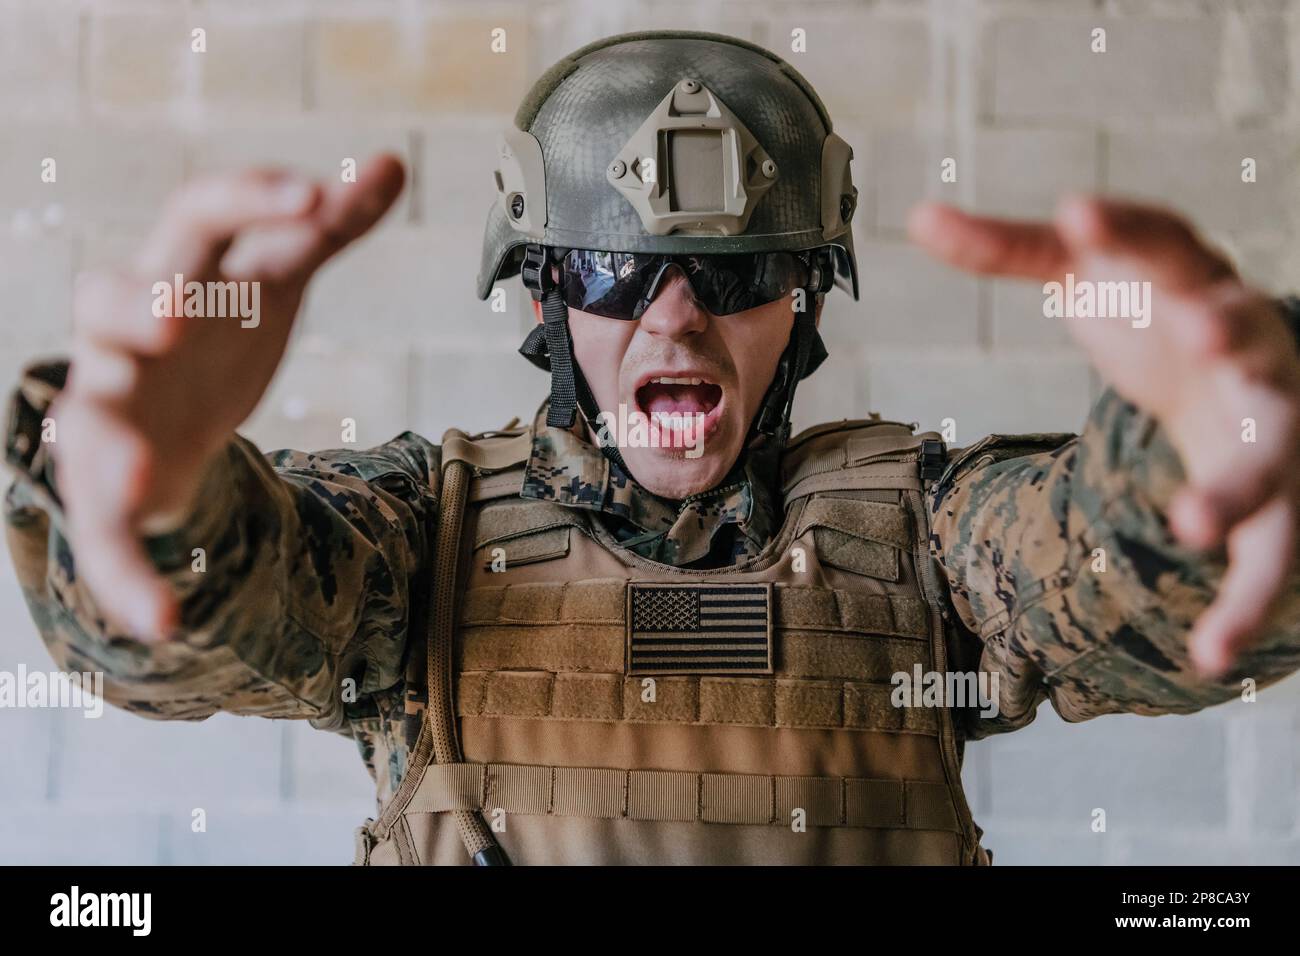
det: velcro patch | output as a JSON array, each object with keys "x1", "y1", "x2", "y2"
[{"x1": 626, "y1": 583, "x2": 773, "y2": 676}]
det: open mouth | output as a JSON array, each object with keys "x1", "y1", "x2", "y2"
[
  {"x1": 637, "y1": 375, "x2": 722, "y2": 417},
  {"x1": 633, "y1": 374, "x2": 726, "y2": 447}
]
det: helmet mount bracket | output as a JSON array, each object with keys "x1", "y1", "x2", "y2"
[{"x1": 605, "y1": 78, "x2": 777, "y2": 237}]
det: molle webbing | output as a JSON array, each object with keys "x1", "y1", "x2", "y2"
[
  {"x1": 476, "y1": 527, "x2": 571, "y2": 567},
  {"x1": 472, "y1": 498, "x2": 581, "y2": 566},
  {"x1": 457, "y1": 672, "x2": 938, "y2": 734},
  {"x1": 473, "y1": 498, "x2": 584, "y2": 546},
  {"x1": 472, "y1": 494, "x2": 914, "y2": 574},
  {"x1": 406, "y1": 762, "x2": 960, "y2": 832},
  {"x1": 468, "y1": 470, "x2": 525, "y2": 503},
  {"x1": 459, "y1": 579, "x2": 929, "y2": 637},
  {"x1": 457, "y1": 642, "x2": 935, "y2": 723},
  {"x1": 793, "y1": 496, "x2": 912, "y2": 548},
  {"x1": 454, "y1": 579, "x2": 937, "y2": 733},
  {"x1": 794, "y1": 496, "x2": 914, "y2": 581},
  {"x1": 783, "y1": 427, "x2": 921, "y2": 479},
  {"x1": 782, "y1": 426, "x2": 939, "y2": 501}
]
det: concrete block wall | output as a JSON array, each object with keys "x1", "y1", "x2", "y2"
[{"x1": 0, "y1": 0, "x2": 1296, "y2": 864}]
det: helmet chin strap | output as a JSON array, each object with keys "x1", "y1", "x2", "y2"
[
  {"x1": 518, "y1": 245, "x2": 634, "y2": 478},
  {"x1": 518, "y1": 243, "x2": 829, "y2": 490},
  {"x1": 750, "y1": 302, "x2": 827, "y2": 450}
]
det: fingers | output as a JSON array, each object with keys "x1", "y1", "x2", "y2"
[
  {"x1": 1188, "y1": 494, "x2": 1296, "y2": 678},
  {"x1": 213, "y1": 153, "x2": 407, "y2": 284},
  {"x1": 134, "y1": 169, "x2": 321, "y2": 281},
  {"x1": 907, "y1": 201, "x2": 1070, "y2": 281},
  {"x1": 73, "y1": 157, "x2": 403, "y2": 368},
  {"x1": 1156, "y1": 283, "x2": 1258, "y2": 361},
  {"x1": 66, "y1": 336, "x2": 140, "y2": 403},
  {"x1": 1168, "y1": 379, "x2": 1297, "y2": 549},
  {"x1": 73, "y1": 270, "x2": 186, "y2": 356},
  {"x1": 1169, "y1": 447, "x2": 1286, "y2": 553},
  {"x1": 907, "y1": 195, "x2": 1241, "y2": 293},
  {"x1": 1055, "y1": 195, "x2": 1236, "y2": 293},
  {"x1": 312, "y1": 153, "x2": 407, "y2": 260},
  {"x1": 130, "y1": 155, "x2": 403, "y2": 293},
  {"x1": 1169, "y1": 456, "x2": 1289, "y2": 555},
  {"x1": 70, "y1": 509, "x2": 179, "y2": 641},
  {"x1": 250, "y1": 153, "x2": 408, "y2": 280},
  {"x1": 1195, "y1": 288, "x2": 1300, "y2": 382},
  {"x1": 52, "y1": 400, "x2": 179, "y2": 640}
]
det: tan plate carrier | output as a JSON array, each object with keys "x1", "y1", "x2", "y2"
[{"x1": 354, "y1": 417, "x2": 988, "y2": 865}]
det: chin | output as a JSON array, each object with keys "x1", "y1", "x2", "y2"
[{"x1": 622, "y1": 440, "x2": 739, "y2": 499}]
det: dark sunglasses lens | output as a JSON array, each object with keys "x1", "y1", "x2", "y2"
[
  {"x1": 682, "y1": 253, "x2": 809, "y2": 315},
  {"x1": 560, "y1": 250, "x2": 655, "y2": 320},
  {"x1": 559, "y1": 250, "x2": 811, "y2": 318}
]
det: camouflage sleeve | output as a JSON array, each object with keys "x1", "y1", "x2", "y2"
[
  {"x1": 929, "y1": 387, "x2": 1300, "y2": 738},
  {"x1": 3, "y1": 360, "x2": 439, "y2": 731}
]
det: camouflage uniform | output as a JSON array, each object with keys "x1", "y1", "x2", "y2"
[{"x1": 6, "y1": 360, "x2": 1300, "y2": 817}]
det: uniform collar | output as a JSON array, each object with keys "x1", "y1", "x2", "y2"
[{"x1": 519, "y1": 402, "x2": 781, "y2": 567}]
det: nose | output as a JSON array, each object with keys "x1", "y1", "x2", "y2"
[{"x1": 637, "y1": 265, "x2": 709, "y2": 340}]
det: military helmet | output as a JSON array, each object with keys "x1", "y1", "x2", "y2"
[
  {"x1": 478, "y1": 31, "x2": 858, "y2": 475},
  {"x1": 478, "y1": 30, "x2": 858, "y2": 299}
]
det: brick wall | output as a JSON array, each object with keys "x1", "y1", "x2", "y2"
[{"x1": 0, "y1": 0, "x2": 1296, "y2": 864}]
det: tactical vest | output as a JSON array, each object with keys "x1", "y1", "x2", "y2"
[{"x1": 354, "y1": 418, "x2": 988, "y2": 865}]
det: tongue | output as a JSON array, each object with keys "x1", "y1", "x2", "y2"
[{"x1": 640, "y1": 383, "x2": 717, "y2": 416}]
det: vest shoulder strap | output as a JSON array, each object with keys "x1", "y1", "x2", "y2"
[
  {"x1": 441, "y1": 422, "x2": 532, "y2": 473},
  {"x1": 439, "y1": 421, "x2": 585, "y2": 557},
  {"x1": 936, "y1": 432, "x2": 1076, "y2": 491},
  {"x1": 440, "y1": 422, "x2": 533, "y2": 503},
  {"x1": 781, "y1": 417, "x2": 945, "y2": 502}
]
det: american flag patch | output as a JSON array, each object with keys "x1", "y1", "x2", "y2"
[{"x1": 626, "y1": 583, "x2": 773, "y2": 675}]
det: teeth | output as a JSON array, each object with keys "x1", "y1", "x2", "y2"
[
  {"x1": 650, "y1": 376, "x2": 706, "y2": 386},
  {"x1": 650, "y1": 411, "x2": 705, "y2": 427}
]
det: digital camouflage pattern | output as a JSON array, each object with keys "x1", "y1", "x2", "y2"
[
  {"x1": 6, "y1": 359, "x2": 1300, "y2": 813},
  {"x1": 932, "y1": 387, "x2": 1300, "y2": 737},
  {"x1": 520, "y1": 403, "x2": 781, "y2": 566}
]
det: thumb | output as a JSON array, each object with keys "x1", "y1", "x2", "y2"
[
  {"x1": 907, "y1": 201, "x2": 1069, "y2": 281},
  {"x1": 294, "y1": 153, "x2": 408, "y2": 275},
  {"x1": 72, "y1": 516, "x2": 180, "y2": 642},
  {"x1": 224, "y1": 154, "x2": 407, "y2": 284},
  {"x1": 56, "y1": 401, "x2": 180, "y2": 641},
  {"x1": 1187, "y1": 494, "x2": 1295, "y2": 677}
]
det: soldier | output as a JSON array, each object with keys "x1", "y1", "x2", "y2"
[{"x1": 5, "y1": 31, "x2": 1300, "y2": 865}]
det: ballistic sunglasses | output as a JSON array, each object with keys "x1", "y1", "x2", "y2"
[{"x1": 555, "y1": 248, "x2": 831, "y2": 321}]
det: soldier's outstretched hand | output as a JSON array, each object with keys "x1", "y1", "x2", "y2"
[
  {"x1": 908, "y1": 195, "x2": 1300, "y2": 678},
  {"x1": 52, "y1": 154, "x2": 407, "y2": 640}
]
